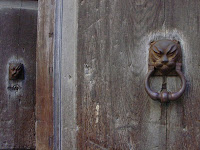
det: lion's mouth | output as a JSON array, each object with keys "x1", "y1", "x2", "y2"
[
  {"x1": 155, "y1": 62, "x2": 176, "y2": 73},
  {"x1": 160, "y1": 65, "x2": 170, "y2": 71}
]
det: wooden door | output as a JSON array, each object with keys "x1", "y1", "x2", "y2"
[
  {"x1": 76, "y1": 0, "x2": 200, "y2": 149},
  {"x1": 0, "y1": 1, "x2": 37, "y2": 149}
]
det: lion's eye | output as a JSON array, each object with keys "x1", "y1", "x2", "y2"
[
  {"x1": 167, "y1": 50, "x2": 176, "y2": 56},
  {"x1": 155, "y1": 52, "x2": 162, "y2": 57},
  {"x1": 153, "y1": 47, "x2": 162, "y2": 57},
  {"x1": 167, "y1": 45, "x2": 177, "y2": 55}
]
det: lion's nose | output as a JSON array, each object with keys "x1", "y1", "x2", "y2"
[{"x1": 162, "y1": 55, "x2": 168, "y2": 63}]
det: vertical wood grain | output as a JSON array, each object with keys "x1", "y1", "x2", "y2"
[
  {"x1": 0, "y1": 1, "x2": 37, "y2": 149},
  {"x1": 36, "y1": 0, "x2": 55, "y2": 149},
  {"x1": 60, "y1": 0, "x2": 78, "y2": 149},
  {"x1": 53, "y1": 0, "x2": 62, "y2": 149},
  {"x1": 165, "y1": 0, "x2": 200, "y2": 149},
  {"x1": 77, "y1": 0, "x2": 167, "y2": 149}
]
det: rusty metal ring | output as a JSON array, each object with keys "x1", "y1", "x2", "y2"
[{"x1": 145, "y1": 65, "x2": 186, "y2": 103}]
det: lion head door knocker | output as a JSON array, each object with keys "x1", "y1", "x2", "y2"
[
  {"x1": 9, "y1": 63, "x2": 24, "y2": 80},
  {"x1": 145, "y1": 39, "x2": 186, "y2": 103}
]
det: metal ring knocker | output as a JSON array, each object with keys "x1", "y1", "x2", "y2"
[
  {"x1": 145, "y1": 39, "x2": 186, "y2": 103},
  {"x1": 145, "y1": 64, "x2": 186, "y2": 103}
]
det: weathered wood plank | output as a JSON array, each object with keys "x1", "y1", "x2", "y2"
[
  {"x1": 36, "y1": 0, "x2": 55, "y2": 149},
  {"x1": 53, "y1": 0, "x2": 63, "y2": 149},
  {"x1": 0, "y1": 2, "x2": 37, "y2": 148},
  {"x1": 15, "y1": 8, "x2": 37, "y2": 149},
  {"x1": 77, "y1": 0, "x2": 167, "y2": 149},
  {"x1": 165, "y1": 0, "x2": 200, "y2": 149},
  {"x1": 60, "y1": 0, "x2": 78, "y2": 149}
]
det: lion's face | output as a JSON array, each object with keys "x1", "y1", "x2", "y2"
[{"x1": 149, "y1": 40, "x2": 181, "y2": 74}]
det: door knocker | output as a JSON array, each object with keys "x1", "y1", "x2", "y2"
[
  {"x1": 145, "y1": 39, "x2": 186, "y2": 103},
  {"x1": 9, "y1": 63, "x2": 24, "y2": 80}
]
